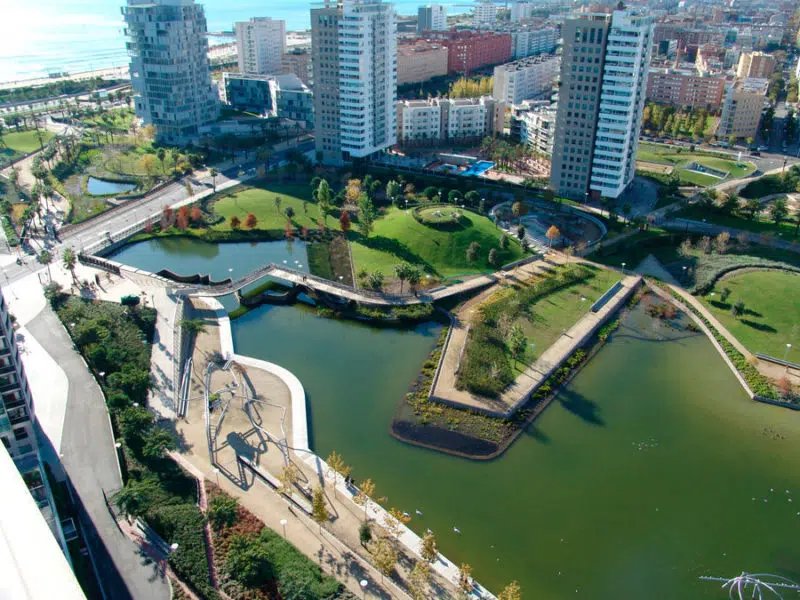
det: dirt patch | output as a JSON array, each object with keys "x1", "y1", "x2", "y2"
[{"x1": 636, "y1": 161, "x2": 674, "y2": 175}]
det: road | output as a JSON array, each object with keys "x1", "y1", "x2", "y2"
[
  {"x1": 2, "y1": 140, "x2": 315, "y2": 285},
  {"x1": 27, "y1": 307, "x2": 170, "y2": 600}
]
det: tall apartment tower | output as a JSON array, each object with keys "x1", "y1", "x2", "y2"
[
  {"x1": 123, "y1": 0, "x2": 219, "y2": 144},
  {"x1": 311, "y1": 0, "x2": 397, "y2": 166},
  {"x1": 551, "y1": 8, "x2": 653, "y2": 200},
  {"x1": 235, "y1": 17, "x2": 287, "y2": 75},
  {"x1": 418, "y1": 4, "x2": 447, "y2": 32},
  {"x1": 0, "y1": 290, "x2": 73, "y2": 565}
]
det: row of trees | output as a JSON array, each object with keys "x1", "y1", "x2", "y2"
[
  {"x1": 323, "y1": 451, "x2": 521, "y2": 599},
  {"x1": 448, "y1": 76, "x2": 494, "y2": 99},
  {"x1": 696, "y1": 188, "x2": 796, "y2": 229},
  {"x1": 642, "y1": 103, "x2": 713, "y2": 141}
]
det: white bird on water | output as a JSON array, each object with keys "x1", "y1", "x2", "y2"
[{"x1": 453, "y1": 527, "x2": 461, "y2": 534}]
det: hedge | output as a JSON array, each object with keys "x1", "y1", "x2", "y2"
[
  {"x1": 2, "y1": 216, "x2": 19, "y2": 246},
  {"x1": 148, "y1": 504, "x2": 220, "y2": 599}
]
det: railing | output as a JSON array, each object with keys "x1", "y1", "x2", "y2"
[{"x1": 172, "y1": 297, "x2": 185, "y2": 416}]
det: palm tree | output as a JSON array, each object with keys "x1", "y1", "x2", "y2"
[
  {"x1": 62, "y1": 248, "x2": 77, "y2": 282},
  {"x1": 209, "y1": 168, "x2": 219, "y2": 192}
]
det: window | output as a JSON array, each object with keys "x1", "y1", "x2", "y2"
[{"x1": 13, "y1": 427, "x2": 28, "y2": 441}]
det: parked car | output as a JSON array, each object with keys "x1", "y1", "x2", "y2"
[{"x1": 750, "y1": 151, "x2": 761, "y2": 156}]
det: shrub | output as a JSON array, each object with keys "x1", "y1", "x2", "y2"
[
  {"x1": 209, "y1": 494, "x2": 238, "y2": 530},
  {"x1": 258, "y1": 528, "x2": 341, "y2": 599},
  {"x1": 225, "y1": 534, "x2": 274, "y2": 588}
]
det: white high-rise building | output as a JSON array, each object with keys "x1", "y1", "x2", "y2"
[
  {"x1": 590, "y1": 9, "x2": 653, "y2": 198},
  {"x1": 473, "y1": 1, "x2": 497, "y2": 28},
  {"x1": 418, "y1": 4, "x2": 447, "y2": 32},
  {"x1": 493, "y1": 54, "x2": 560, "y2": 104},
  {"x1": 124, "y1": 0, "x2": 218, "y2": 144},
  {"x1": 551, "y1": 9, "x2": 653, "y2": 200},
  {"x1": 235, "y1": 17, "x2": 287, "y2": 76},
  {"x1": 510, "y1": 1, "x2": 534, "y2": 22},
  {"x1": 312, "y1": 0, "x2": 397, "y2": 166}
]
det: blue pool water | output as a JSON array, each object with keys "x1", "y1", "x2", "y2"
[
  {"x1": 86, "y1": 177, "x2": 137, "y2": 196},
  {"x1": 460, "y1": 161, "x2": 495, "y2": 177}
]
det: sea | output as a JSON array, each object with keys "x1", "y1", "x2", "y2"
[{"x1": 0, "y1": 0, "x2": 463, "y2": 84}]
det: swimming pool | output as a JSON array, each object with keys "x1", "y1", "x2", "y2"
[{"x1": 460, "y1": 160, "x2": 495, "y2": 177}]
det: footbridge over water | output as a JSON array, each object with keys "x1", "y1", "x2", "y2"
[{"x1": 80, "y1": 253, "x2": 496, "y2": 307}]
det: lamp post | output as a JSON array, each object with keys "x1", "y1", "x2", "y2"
[
  {"x1": 784, "y1": 343, "x2": 793, "y2": 372},
  {"x1": 360, "y1": 579, "x2": 368, "y2": 599},
  {"x1": 621, "y1": 262, "x2": 626, "y2": 275},
  {"x1": 280, "y1": 519, "x2": 288, "y2": 538},
  {"x1": 213, "y1": 468, "x2": 220, "y2": 485}
]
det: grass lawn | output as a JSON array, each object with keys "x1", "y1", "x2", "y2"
[
  {"x1": 675, "y1": 205, "x2": 800, "y2": 238},
  {"x1": 212, "y1": 180, "x2": 322, "y2": 231},
  {"x1": 83, "y1": 108, "x2": 135, "y2": 132},
  {"x1": 349, "y1": 206, "x2": 524, "y2": 278},
  {"x1": 699, "y1": 270, "x2": 800, "y2": 357},
  {"x1": 515, "y1": 265, "x2": 621, "y2": 365},
  {"x1": 636, "y1": 143, "x2": 755, "y2": 186},
  {"x1": 0, "y1": 130, "x2": 54, "y2": 166}
]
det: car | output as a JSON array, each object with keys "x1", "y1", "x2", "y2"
[{"x1": 750, "y1": 150, "x2": 761, "y2": 156}]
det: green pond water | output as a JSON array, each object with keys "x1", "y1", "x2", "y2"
[{"x1": 110, "y1": 239, "x2": 800, "y2": 598}]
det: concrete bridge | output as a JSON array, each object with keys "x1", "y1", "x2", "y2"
[{"x1": 80, "y1": 253, "x2": 496, "y2": 307}]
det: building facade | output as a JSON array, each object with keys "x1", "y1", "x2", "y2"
[
  {"x1": 223, "y1": 73, "x2": 273, "y2": 114},
  {"x1": 493, "y1": 54, "x2": 560, "y2": 104},
  {"x1": 312, "y1": 0, "x2": 397, "y2": 166},
  {"x1": 281, "y1": 48, "x2": 313, "y2": 87},
  {"x1": 473, "y1": 1, "x2": 498, "y2": 28},
  {"x1": 508, "y1": 26, "x2": 559, "y2": 60},
  {"x1": 510, "y1": 1, "x2": 534, "y2": 22},
  {"x1": 646, "y1": 68, "x2": 726, "y2": 109},
  {"x1": 551, "y1": 9, "x2": 654, "y2": 200},
  {"x1": 397, "y1": 96, "x2": 504, "y2": 145},
  {"x1": 235, "y1": 17, "x2": 286, "y2": 75},
  {"x1": 222, "y1": 73, "x2": 313, "y2": 125},
  {"x1": 397, "y1": 40, "x2": 449, "y2": 86},
  {"x1": 718, "y1": 78, "x2": 768, "y2": 140},
  {"x1": 511, "y1": 101, "x2": 557, "y2": 156},
  {"x1": 417, "y1": 4, "x2": 447, "y2": 32},
  {"x1": 736, "y1": 51, "x2": 777, "y2": 79},
  {"x1": 428, "y1": 31, "x2": 512, "y2": 75},
  {"x1": 0, "y1": 290, "x2": 72, "y2": 567},
  {"x1": 123, "y1": 0, "x2": 218, "y2": 144}
]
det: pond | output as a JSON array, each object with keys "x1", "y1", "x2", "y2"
[
  {"x1": 107, "y1": 237, "x2": 309, "y2": 282},
  {"x1": 86, "y1": 176, "x2": 138, "y2": 196},
  {"x1": 230, "y1": 299, "x2": 800, "y2": 599}
]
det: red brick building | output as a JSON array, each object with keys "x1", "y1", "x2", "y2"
[
  {"x1": 646, "y1": 67, "x2": 727, "y2": 110},
  {"x1": 426, "y1": 31, "x2": 512, "y2": 75}
]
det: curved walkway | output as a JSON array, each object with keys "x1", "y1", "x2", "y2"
[{"x1": 201, "y1": 295, "x2": 496, "y2": 599}]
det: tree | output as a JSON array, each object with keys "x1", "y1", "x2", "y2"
[
  {"x1": 209, "y1": 167, "x2": 219, "y2": 192},
  {"x1": 311, "y1": 486, "x2": 329, "y2": 532},
  {"x1": 325, "y1": 450, "x2": 351, "y2": 499},
  {"x1": 358, "y1": 192, "x2": 376, "y2": 238},
  {"x1": 421, "y1": 531, "x2": 438, "y2": 563},
  {"x1": 721, "y1": 193, "x2": 739, "y2": 215},
  {"x1": 713, "y1": 231, "x2": 731, "y2": 254},
  {"x1": 731, "y1": 300, "x2": 745, "y2": 318},
  {"x1": 516, "y1": 224, "x2": 526, "y2": 241},
  {"x1": 274, "y1": 195, "x2": 283, "y2": 215},
  {"x1": 459, "y1": 563, "x2": 474, "y2": 594},
  {"x1": 407, "y1": 267, "x2": 421, "y2": 295},
  {"x1": 354, "y1": 478, "x2": 377, "y2": 521},
  {"x1": 769, "y1": 198, "x2": 789, "y2": 225},
  {"x1": 113, "y1": 478, "x2": 159, "y2": 517},
  {"x1": 317, "y1": 179, "x2": 331, "y2": 223},
  {"x1": 508, "y1": 324, "x2": 527, "y2": 368},
  {"x1": 545, "y1": 224, "x2": 561, "y2": 248},
  {"x1": 180, "y1": 318, "x2": 207, "y2": 335},
  {"x1": 157, "y1": 148, "x2": 166, "y2": 174},
  {"x1": 394, "y1": 263, "x2": 411, "y2": 293},
  {"x1": 372, "y1": 538, "x2": 398, "y2": 582},
  {"x1": 141, "y1": 154, "x2": 156, "y2": 178},
  {"x1": 226, "y1": 535, "x2": 273, "y2": 588},
  {"x1": 190, "y1": 206, "x2": 203, "y2": 225},
  {"x1": 339, "y1": 210, "x2": 351, "y2": 233},
  {"x1": 423, "y1": 186, "x2": 438, "y2": 201},
  {"x1": 622, "y1": 203, "x2": 632, "y2": 224},
  {"x1": 511, "y1": 201, "x2": 527, "y2": 218},
  {"x1": 745, "y1": 198, "x2": 761, "y2": 219},
  {"x1": 466, "y1": 241, "x2": 480, "y2": 263},
  {"x1": 62, "y1": 247, "x2": 77, "y2": 281},
  {"x1": 37, "y1": 250, "x2": 53, "y2": 281},
  {"x1": 408, "y1": 561, "x2": 431, "y2": 600},
  {"x1": 498, "y1": 581, "x2": 522, "y2": 600},
  {"x1": 345, "y1": 179, "x2": 362, "y2": 205},
  {"x1": 278, "y1": 463, "x2": 300, "y2": 497},
  {"x1": 465, "y1": 190, "x2": 480, "y2": 208},
  {"x1": 245, "y1": 213, "x2": 258, "y2": 229},
  {"x1": 488, "y1": 248, "x2": 499, "y2": 267},
  {"x1": 720, "y1": 287, "x2": 731, "y2": 302},
  {"x1": 448, "y1": 189, "x2": 462, "y2": 205},
  {"x1": 230, "y1": 215, "x2": 241, "y2": 229},
  {"x1": 142, "y1": 428, "x2": 176, "y2": 458},
  {"x1": 285, "y1": 206, "x2": 296, "y2": 222},
  {"x1": 359, "y1": 521, "x2": 372, "y2": 547},
  {"x1": 366, "y1": 271, "x2": 384, "y2": 291},
  {"x1": 386, "y1": 180, "x2": 402, "y2": 207}
]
